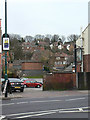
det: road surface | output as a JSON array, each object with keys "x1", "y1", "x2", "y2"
[{"x1": 1, "y1": 89, "x2": 89, "y2": 119}]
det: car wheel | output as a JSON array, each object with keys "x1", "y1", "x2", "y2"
[
  {"x1": 37, "y1": 85, "x2": 40, "y2": 88},
  {"x1": 20, "y1": 89, "x2": 24, "y2": 92}
]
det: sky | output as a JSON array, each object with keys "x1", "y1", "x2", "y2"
[{"x1": 0, "y1": 0, "x2": 89, "y2": 38}]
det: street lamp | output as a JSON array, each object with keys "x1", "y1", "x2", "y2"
[{"x1": 4, "y1": 0, "x2": 8, "y2": 97}]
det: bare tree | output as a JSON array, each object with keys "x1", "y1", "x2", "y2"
[
  {"x1": 67, "y1": 34, "x2": 79, "y2": 42},
  {"x1": 60, "y1": 35, "x2": 66, "y2": 44},
  {"x1": 51, "y1": 34, "x2": 59, "y2": 43}
]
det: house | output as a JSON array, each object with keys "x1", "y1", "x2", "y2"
[
  {"x1": 53, "y1": 52, "x2": 72, "y2": 71},
  {"x1": 22, "y1": 61, "x2": 43, "y2": 76},
  {"x1": 22, "y1": 41, "x2": 45, "y2": 53},
  {"x1": 31, "y1": 50, "x2": 42, "y2": 62},
  {"x1": 22, "y1": 42, "x2": 36, "y2": 52},
  {"x1": 64, "y1": 42, "x2": 74, "y2": 52},
  {"x1": 76, "y1": 24, "x2": 90, "y2": 72},
  {"x1": 38, "y1": 41, "x2": 49, "y2": 47}
]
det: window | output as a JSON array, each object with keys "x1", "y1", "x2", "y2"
[
  {"x1": 30, "y1": 81, "x2": 34, "y2": 83},
  {"x1": 56, "y1": 57, "x2": 60, "y2": 60},
  {"x1": 65, "y1": 57, "x2": 67, "y2": 60},
  {"x1": 63, "y1": 61, "x2": 66, "y2": 64},
  {"x1": 26, "y1": 81, "x2": 30, "y2": 83}
]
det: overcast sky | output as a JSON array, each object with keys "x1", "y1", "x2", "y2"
[{"x1": 0, "y1": 0, "x2": 89, "y2": 37}]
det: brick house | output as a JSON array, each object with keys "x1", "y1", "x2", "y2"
[
  {"x1": 53, "y1": 52, "x2": 72, "y2": 71},
  {"x1": 76, "y1": 24, "x2": 90, "y2": 72},
  {"x1": 22, "y1": 61, "x2": 43, "y2": 76},
  {"x1": 22, "y1": 42, "x2": 36, "y2": 52},
  {"x1": 64, "y1": 42, "x2": 74, "y2": 52}
]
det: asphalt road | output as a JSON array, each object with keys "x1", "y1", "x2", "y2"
[{"x1": 1, "y1": 89, "x2": 89, "y2": 119}]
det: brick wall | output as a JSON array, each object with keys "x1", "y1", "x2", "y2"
[
  {"x1": 43, "y1": 72, "x2": 76, "y2": 90},
  {"x1": 22, "y1": 70, "x2": 43, "y2": 76},
  {"x1": 0, "y1": 54, "x2": 1, "y2": 78},
  {"x1": 77, "y1": 64, "x2": 81, "y2": 72},
  {"x1": 22, "y1": 62, "x2": 43, "y2": 70},
  {"x1": 83, "y1": 54, "x2": 90, "y2": 72}
]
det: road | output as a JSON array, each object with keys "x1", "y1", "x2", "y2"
[{"x1": 1, "y1": 88, "x2": 89, "y2": 119}]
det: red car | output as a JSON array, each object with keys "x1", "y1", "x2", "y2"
[{"x1": 23, "y1": 80, "x2": 42, "y2": 88}]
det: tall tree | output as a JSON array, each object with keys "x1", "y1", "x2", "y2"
[
  {"x1": 51, "y1": 34, "x2": 59, "y2": 43},
  {"x1": 60, "y1": 35, "x2": 66, "y2": 44},
  {"x1": 67, "y1": 34, "x2": 79, "y2": 42}
]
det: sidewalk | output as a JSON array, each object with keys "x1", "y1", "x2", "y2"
[
  {"x1": 0, "y1": 93, "x2": 22, "y2": 100},
  {"x1": 0, "y1": 90, "x2": 88, "y2": 100}
]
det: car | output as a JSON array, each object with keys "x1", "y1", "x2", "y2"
[
  {"x1": 20, "y1": 77, "x2": 28, "y2": 82},
  {"x1": 1, "y1": 78, "x2": 24, "y2": 92},
  {"x1": 23, "y1": 80, "x2": 42, "y2": 88}
]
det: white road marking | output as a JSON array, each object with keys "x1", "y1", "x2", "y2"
[
  {"x1": 79, "y1": 108, "x2": 83, "y2": 112},
  {"x1": 16, "y1": 102, "x2": 28, "y2": 104},
  {"x1": 59, "y1": 110, "x2": 89, "y2": 113},
  {"x1": 6, "y1": 109, "x2": 59, "y2": 117},
  {"x1": 1, "y1": 103, "x2": 15, "y2": 106},
  {"x1": 5, "y1": 106, "x2": 90, "y2": 117},
  {"x1": 14, "y1": 111, "x2": 56, "y2": 119},
  {"x1": 30, "y1": 100, "x2": 62, "y2": 103},
  {"x1": 2, "y1": 100, "x2": 62, "y2": 106},
  {"x1": 2, "y1": 97, "x2": 87, "y2": 106},
  {"x1": 0, "y1": 115, "x2": 6, "y2": 119},
  {"x1": 59, "y1": 106, "x2": 90, "y2": 113},
  {"x1": 65, "y1": 97, "x2": 86, "y2": 101}
]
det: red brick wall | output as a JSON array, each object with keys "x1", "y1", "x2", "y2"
[
  {"x1": 0, "y1": 54, "x2": 1, "y2": 78},
  {"x1": 83, "y1": 54, "x2": 90, "y2": 72},
  {"x1": 77, "y1": 64, "x2": 81, "y2": 72},
  {"x1": 22, "y1": 62, "x2": 43, "y2": 70},
  {"x1": 43, "y1": 73, "x2": 76, "y2": 90}
]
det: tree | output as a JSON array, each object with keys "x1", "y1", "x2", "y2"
[
  {"x1": 51, "y1": 34, "x2": 59, "y2": 43},
  {"x1": 60, "y1": 35, "x2": 66, "y2": 44},
  {"x1": 24, "y1": 52, "x2": 33, "y2": 60},
  {"x1": 9, "y1": 34, "x2": 22, "y2": 41},
  {"x1": 24, "y1": 35, "x2": 33, "y2": 42},
  {"x1": 9, "y1": 38, "x2": 24, "y2": 60},
  {"x1": 67, "y1": 34, "x2": 79, "y2": 43},
  {"x1": 44, "y1": 37, "x2": 50, "y2": 43},
  {"x1": 34, "y1": 34, "x2": 45, "y2": 41}
]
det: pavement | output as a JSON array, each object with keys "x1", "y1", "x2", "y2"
[{"x1": 0, "y1": 89, "x2": 88, "y2": 100}]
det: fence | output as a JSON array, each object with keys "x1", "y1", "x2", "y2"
[{"x1": 77, "y1": 72, "x2": 90, "y2": 90}]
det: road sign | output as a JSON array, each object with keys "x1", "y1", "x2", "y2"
[{"x1": 3, "y1": 37, "x2": 9, "y2": 50}]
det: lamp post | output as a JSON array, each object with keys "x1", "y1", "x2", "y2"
[{"x1": 4, "y1": 0, "x2": 8, "y2": 97}]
